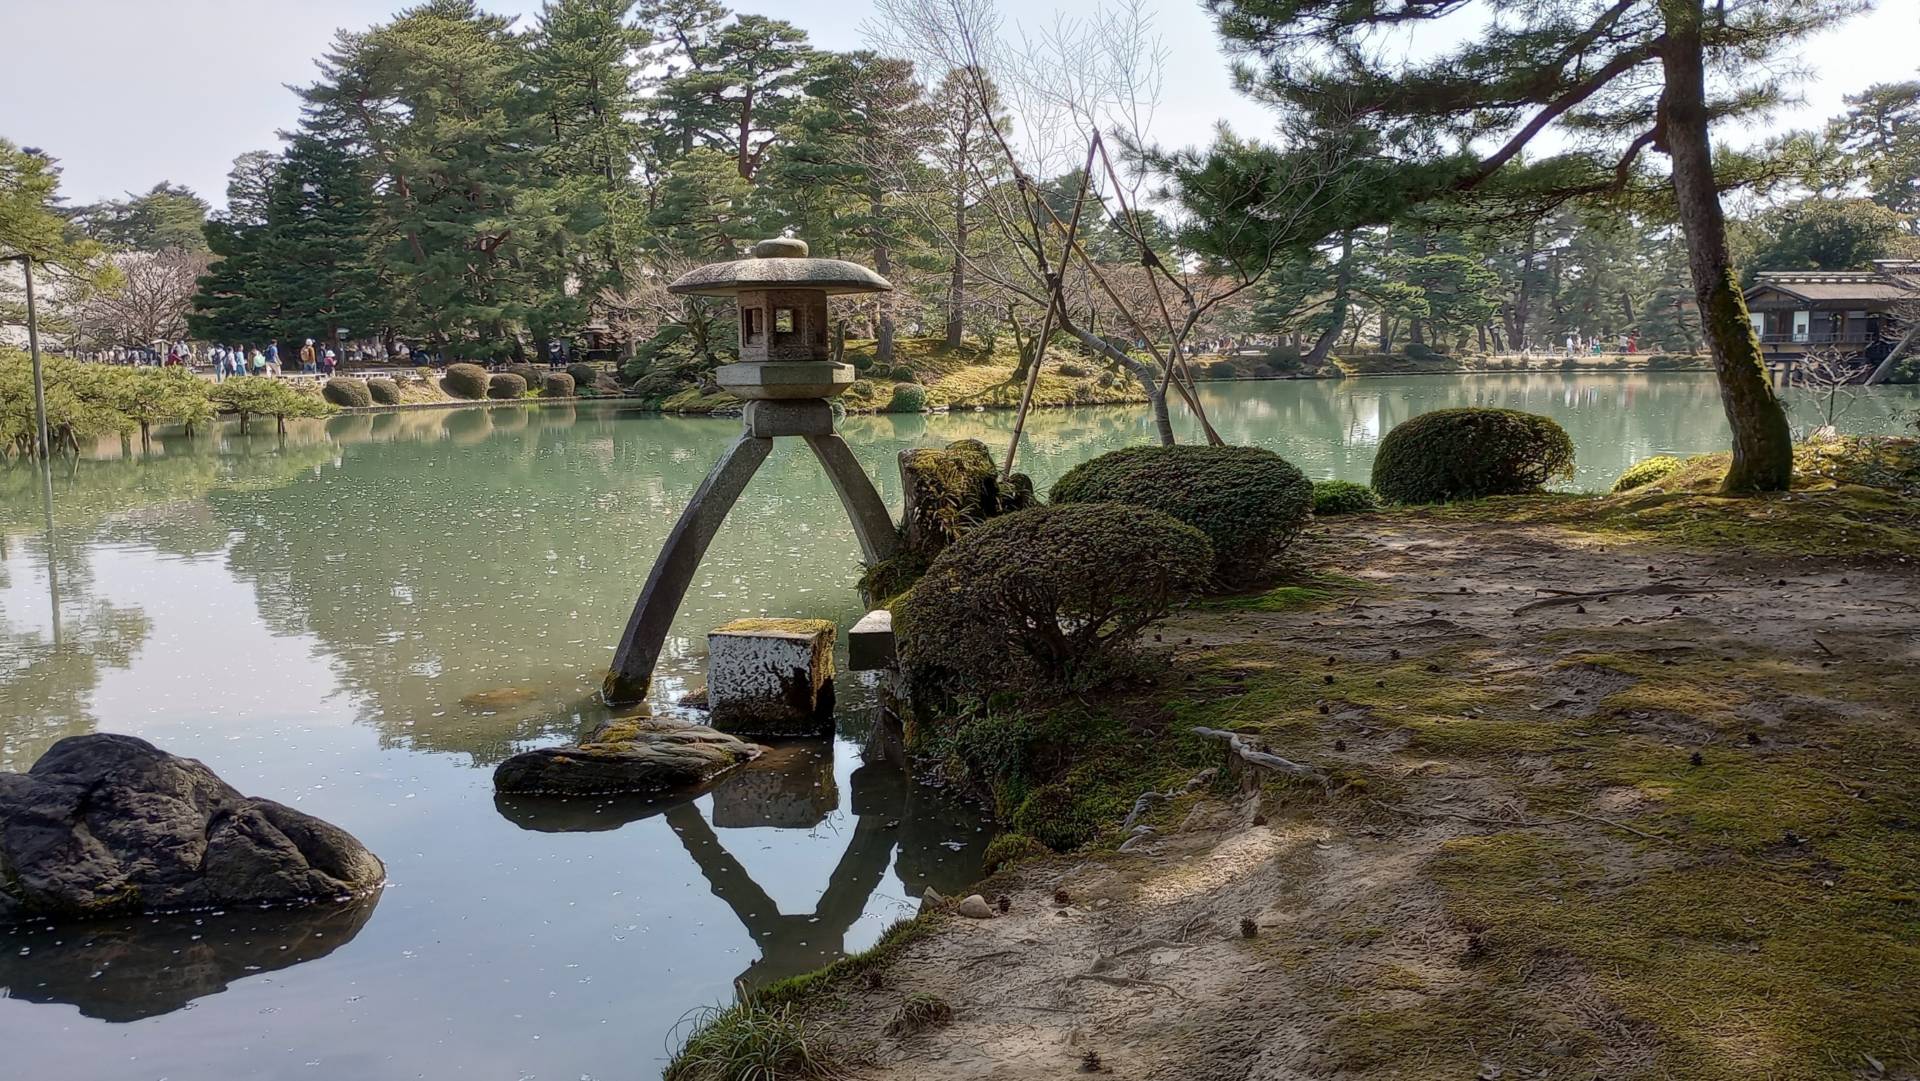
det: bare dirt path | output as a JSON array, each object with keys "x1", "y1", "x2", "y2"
[{"x1": 797, "y1": 516, "x2": 1920, "y2": 1080}]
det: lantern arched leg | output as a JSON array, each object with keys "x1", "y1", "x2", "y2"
[
  {"x1": 803, "y1": 433, "x2": 900, "y2": 566},
  {"x1": 604, "y1": 433, "x2": 774, "y2": 705}
]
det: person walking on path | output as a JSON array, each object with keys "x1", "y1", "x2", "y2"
[
  {"x1": 300, "y1": 339, "x2": 317, "y2": 375},
  {"x1": 321, "y1": 347, "x2": 337, "y2": 377},
  {"x1": 266, "y1": 341, "x2": 281, "y2": 376},
  {"x1": 250, "y1": 347, "x2": 267, "y2": 376}
]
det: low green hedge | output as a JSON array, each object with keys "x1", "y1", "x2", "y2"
[
  {"x1": 1371, "y1": 408, "x2": 1575, "y2": 503},
  {"x1": 504, "y1": 362, "x2": 541, "y2": 389},
  {"x1": 540, "y1": 372, "x2": 576, "y2": 397},
  {"x1": 443, "y1": 363, "x2": 490, "y2": 399},
  {"x1": 320, "y1": 377, "x2": 372, "y2": 407},
  {"x1": 1312, "y1": 479, "x2": 1380, "y2": 515},
  {"x1": 487, "y1": 373, "x2": 528, "y2": 400},
  {"x1": 899, "y1": 503, "x2": 1212, "y2": 693},
  {"x1": 1049, "y1": 444, "x2": 1313, "y2": 586},
  {"x1": 366, "y1": 377, "x2": 402, "y2": 405}
]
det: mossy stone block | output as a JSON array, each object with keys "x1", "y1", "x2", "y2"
[{"x1": 707, "y1": 618, "x2": 836, "y2": 736}]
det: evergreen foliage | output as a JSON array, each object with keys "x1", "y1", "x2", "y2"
[
  {"x1": 1371, "y1": 408, "x2": 1575, "y2": 504},
  {"x1": 443, "y1": 363, "x2": 492, "y2": 399},
  {"x1": 1312, "y1": 480, "x2": 1380, "y2": 516},
  {"x1": 321, "y1": 377, "x2": 374, "y2": 407},
  {"x1": 367, "y1": 376, "x2": 404, "y2": 404},
  {"x1": 898, "y1": 503, "x2": 1213, "y2": 693},
  {"x1": 1050, "y1": 445, "x2": 1314, "y2": 586}
]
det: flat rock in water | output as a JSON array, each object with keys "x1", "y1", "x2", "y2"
[
  {"x1": 0, "y1": 734, "x2": 386, "y2": 925},
  {"x1": 493, "y1": 718, "x2": 762, "y2": 796}
]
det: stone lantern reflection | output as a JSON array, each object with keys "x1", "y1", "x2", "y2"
[{"x1": 603, "y1": 238, "x2": 900, "y2": 705}]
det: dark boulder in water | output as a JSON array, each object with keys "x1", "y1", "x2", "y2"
[{"x1": 0, "y1": 734, "x2": 386, "y2": 924}]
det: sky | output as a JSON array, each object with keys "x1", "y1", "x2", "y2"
[{"x1": 1, "y1": 0, "x2": 1916, "y2": 210}]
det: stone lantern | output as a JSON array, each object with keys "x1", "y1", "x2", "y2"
[
  {"x1": 603, "y1": 238, "x2": 901, "y2": 706},
  {"x1": 670, "y1": 236, "x2": 887, "y2": 401}
]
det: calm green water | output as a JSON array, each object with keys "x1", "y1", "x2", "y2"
[{"x1": 0, "y1": 373, "x2": 1914, "y2": 1080}]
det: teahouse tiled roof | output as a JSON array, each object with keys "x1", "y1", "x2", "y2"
[{"x1": 1746, "y1": 261, "x2": 1918, "y2": 305}]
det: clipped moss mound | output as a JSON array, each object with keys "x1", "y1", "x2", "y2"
[
  {"x1": 1612, "y1": 454, "x2": 1684, "y2": 492},
  {"x1": 1656, "y1": 435, "x2": 1920, "y2": 494},
  {"x1": 888, "y1": 364, "x2": 917, "y2": 382},
  {"x1": 443, "y1": 363, "x2": 490, "y2": 400},
  {"x1": 886, "y1": 383, "x2": 928, "y2": 413},
  {"x1": 320, "y1": 377, "x2": 372, "y2": 408},
  {"x1": 980, "y1": 831, "x2": 1050, "y2": 873},
  {"x1": 899, "y1": 502, "x2": 1211, "y2": 692},
  {"x1": 1372, "y1": 408, "x2": 1575, "y2": 504},
  {"x1": 487, "y1": 373, "x2": 527, "y2": 400},
  {"x1": 504, "y1": 362, "x2": 541, "y2": 390},
  {"x1": 540, "y1": 372, "x2": 575, "y2": 398},
  {"x1": 366, "y1": 377, "x2": 402, "y2": 405},
  {"x1": 1313, "y1": 479, "x2": 1380, "y2": 515},
  {"x1": 1050, "y1": 444, "x2": 1313, "y2": 586},
  {"x1": 564, "y1": 362, "x2": 598, "y2": 390}
]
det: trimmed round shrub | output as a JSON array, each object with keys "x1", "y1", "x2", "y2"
[
  {"x1": 1207, "y1": 360, "x2": 1238, "y2": 380},
  {"x1": 1056, "y1": 362, "x2": 1091, "y2": 378},
  {"x1": 565, "y1": 362, "x2": 599, "y2": 389},
  {"x1": 886, "y1": 383, "x2": 929, "y2": 413},
  {"x1": 981, "y1": 832, "x2": 1050, "y2": 872},
  {"x1": 320, "y1": 377, "x2": 372, "y2": 408},
  {"x1": 487, "y1": 373, "x2": 528, "y2": 400},
  {"x1": 629, "y1": 368, "x2": 685, "y2": 400},
  {"x1": 850, "y1": 351, "x2": 876, "y2": 371},
  {"x1": 505, "y1": 362, "x2": 541, "y2": 389},
  {"x1": 1371, "y1": 408, "x2": 1575, "y2": 504},
  {"x1": 1312, "y1": 479, "x2": 1380, "y2": 516},
  {"x1": 443, "y1": 363, "x2": 490, "y2": 399},
  {"x1": 1611, "y1": 454, "x2": 1684, "y2": 493},
  {"x1": 1049, "y1": 444, "x2": 1313, "y2": 586},
  {"x1": 888, "y1": 364, "x2": 917, "y2": 382},
  {"x1": 366, "y1": 376, "x2": 403, "y2": 405},
  {"x1": 899, "y1": 503, "x2": 1212, "y2": 692},
  {"x1": 540, "y1": 371, "x2": 576, "y2": 398}
]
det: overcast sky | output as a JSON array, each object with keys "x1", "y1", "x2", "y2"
[{"x1": 2, "y1": 0, "x2": 1915, "y2": 209}]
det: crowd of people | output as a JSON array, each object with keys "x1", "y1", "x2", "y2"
[{"x1": 202, "y1": 339, "x2": 342, "y2": 381}]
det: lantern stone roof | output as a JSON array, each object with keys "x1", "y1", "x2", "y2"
[{"x1": 668, "y1": 237, "x2": 893, "y2": 297}]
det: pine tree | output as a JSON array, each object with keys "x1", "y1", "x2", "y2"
[
  {"x1": 646, "y1": 6, "x2": 815, "y2": 181},
  {"x1": 527, "y1": 0, "x2": 653, "y2": 315},
  {"x1": 1202, "y1": 0, "x2": 1860, "y2": 491},
  {"x1": 773, "y1": 51, "x2": 933, "y2": 364},
  {"x1": 258, "y1": 133, "x2": 389, "y2": 350},
  {"x1": 302, "y1": 0, "x2": 547, "y2": 357},
  {"x1": 188, "y1": 152, "x2": 282, "y2": 344}
]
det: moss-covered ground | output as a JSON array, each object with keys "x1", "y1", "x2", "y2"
[{"x1": 742, "y1": 488, "x2": 1920, "y2": 1079}]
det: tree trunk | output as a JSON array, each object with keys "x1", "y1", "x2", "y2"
[
  {"x1": 872, "y1": 194, "x2": 895, "y2": 369},
  {"x1": 1659, "y1": 1, "x2": 1793, "y2": 493},
  {"x1": 1304, "y1": 231, "x2": 1355, "y2": 367},
  {"x1": 1061, "y1": 323, "x2": 1174, "y2": 445},
  {"x1": 1514, "y1": 223, "x2": 1536, "y2": 348},
  {"x1": 946, "y1": 170, "x2": 968, "y2": 350}
]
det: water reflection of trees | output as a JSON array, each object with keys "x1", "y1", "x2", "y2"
[
  {"x1": 496, "y1": 730, "x2": 991, "y2": 989},
  {"x1": 0, "y1": 893, "x2": 379, "y2": 1022}
]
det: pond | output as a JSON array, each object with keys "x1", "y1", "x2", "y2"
[{"x1": 1, "y1": 372, "x2": 1915, "y2": 1080}]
